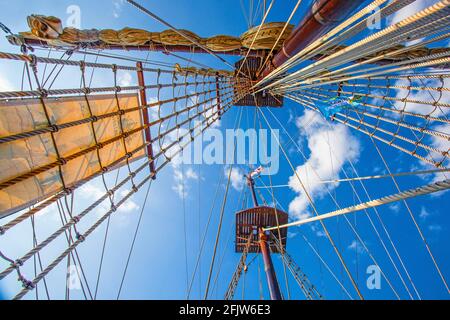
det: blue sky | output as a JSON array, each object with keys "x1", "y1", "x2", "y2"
[{"x1": 0, "y1": 0, "x2": 449, "y2": 300}]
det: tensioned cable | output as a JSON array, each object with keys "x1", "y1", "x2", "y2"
[
  {"x1": 300, "y1": 233, "x2": 353, "y2": 299},
  {"x1": 10, "y1": 101, "x2": 232, "y2": 299},
  {"x1": 263, "y1": 1, "x2": 450, "y2": 93},
  {"x1": 255, "y1": 180, "x2": 353, "y2": 298},
  {"x1": 240, "y1": 0, "x2": 251, "y2": 29},
  {"x1": 256, "y1": 0, "x2": 396, "y2": 88},
  {"x1": 256, "y1": 107, "x2": 364, "y2": 299},
  {"x1": 364, "y1": 133, "x2": 450, "y2": 294},
  {"x1": 211, "y1": 185, "x2": 248, "y2": 298},
  {"x1": 264, "y1": 179, "x2": 450, "y2": 230},
  {"x1": 4, "y1": 90, "x2": 234, "y2": 298},
  {"x1": 254, "y1": 107, "x2": 291, "y2": 300},
  {"x1": 255, "y1": 149, "x2": 403, "y2": 299},
  {"x1": 116, "y1": 54, "x2": 200, "y2": 299},
  {"x1": 126, "y1": 0, "x2": 248, "y2": 78},
  {"x1": 256, "y1": 0, "x2": 302, "y2": 76},
  {"x1": 30, "y1": 215, "x2": 50, "y2": 300},
  {"x1": 236, "y1": 0, "x2": 275, "y2": 78},
  {"x1": 344, "y1": 158, "x2": 421, "y2": 299},
  {"x1": 254, "y1": 168, "x2": 450, "y2": 186},
  {"x1": 204, "y1": 107, "x2": 244, "y2": 300},
  {"x1": 116, "y1": 179, "x2": 153, "y2": 299},
  {"x1": 186, "y1": 168, "x2": 225, "y2": 299}
]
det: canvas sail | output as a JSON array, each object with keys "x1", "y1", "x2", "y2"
[{"x1": 0, "y1": 93, "x2": 145, "y2": 217}]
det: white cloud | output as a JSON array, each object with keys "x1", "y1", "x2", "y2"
[
  {"x1": 310, "y1": 223, "x2": 326, "y2": 237},
  {"x1": 0, "y1": 75, "x2": 14, "y2": 91},
  {"x1": 389, "y1": 77, "x2": 450, "y2": 184},
  {"x1": 185, "y1": 167, "x2": 199, "y2": 180},
  {"x1": 428, "y1": 224, "x2": 442, "y2": 232},
  {"x1": 287, "y1": 109, "x2": 360, "y2": 219},
  {"x1": 430, "y1": 123, "x2": 450, "y2": 156},
  {"x1": 203, "y1": 99, "x2": 222, "y2": 128},
  {"x1": 79, "y1": 182, "x2": 139, "y2": 216},
  {"x1": 147, "y1": 97, "x2": 160, "y2": 121},
  {"x1": 113, "y1": 0, "x2": 125, "y2": 18},
  {"x1": 390, "y1": 78, "x2": 450, "y2": 117},
  {"x1": 171, "y1": 161, "x2": 199, "y2": 199},
  {"x1": 118, "y1": 71, "x2": 133, "y2": 87},
  {"x1": 348, "y1": 240, "x2": 365, "y2": 254},
  {"x1": 117, "y1": 189, "x2": 140, "y2": 213},
  {"x1": 387, "y1": 0, "x2": 438, "y2": 26},
  {"x1": 419, "y1": 207, "x2": 431, "y2": 220},
  {"x1": 389, "y1": 202, "x2": 401, "y2": 214},
  {"x1": 287, "y1": 231, "x2": 297, "y2": 239},
  {"x1": 226, "y1": 166, "x2": 245, "y2": 191}
]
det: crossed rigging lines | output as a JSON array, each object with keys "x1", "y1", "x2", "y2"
[
  {"x1": 0, "y1": 0, "x2": 450, "y2": 300},
  {"x1": 250, "y1": 0, "x2": 450, "y2": 297},
  {"x1": 0, "y1": 47, "x2": 247, "y2": 299}
]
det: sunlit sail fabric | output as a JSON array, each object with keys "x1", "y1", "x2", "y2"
[{"x1": 0, "y1": 93, "x2": 144, "y2": 216}]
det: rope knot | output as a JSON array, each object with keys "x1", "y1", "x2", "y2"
[
  {"x1": 83, "y1": 87, "x2": 91, "y2": 95},
  {"x1": 132, "y1": 185, "x2": 138, "y2": 193},
  {"x1": 58, "y1": 157, "x2": 67, "y2": 166},
  {"x1": 50, "y1": 124, "x2": 59, "y2": 133},
  {"x1": 111, "y1": 204, "x2": 117, "y2": 212},
  {"x1": 72, "y1": 216, "x2": 81, "y2": 223},
  {"x1": 76, "y1": 233, "x2": 85, "y2": 242},
  {"x1": 19, "y1": 276, "x2": 35, "y2": 290},
  {"x1": 28, "y1": 54, "x2": 37, "y2": 68},
  {"x1": 39, "y1": 88, "x2": 48, "y2": 98},
  {"x1": 14, "y1": 259, "x2": 24, "y2": 268}
]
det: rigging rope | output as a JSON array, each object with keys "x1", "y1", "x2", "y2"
[
  {"x1": 264, "y1": 179, "x2": 450, "y2": 230},
  {"x1": 262, "y1": 107, "x2": 407, "y2": 299},
  {"x1": 125, "y1": 0, "x2": 246, "y2": 78},
  {"x1": 257, "y1": 107, "x2": 365, "y2": 299},
  {"x1": 204, "y1": 107, "x2": 244, "y2": 300}
]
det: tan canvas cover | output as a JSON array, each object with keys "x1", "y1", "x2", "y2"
[{"x1": 0, "y1": 93, "x2": 145, "y2": 217}]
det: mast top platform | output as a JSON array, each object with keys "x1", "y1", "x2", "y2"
[{"x1": 235, "y1": 206, "x2": 288, "y2": 253}]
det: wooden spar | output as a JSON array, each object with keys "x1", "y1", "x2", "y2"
[
  {"x1": 12, "y1": 37, "x2": 265, "y2": 57},
  {"x1": 259, "y1": 228, "x2": 283, "y2": 300},
  {"x1": 258, "y1": 0, "x2": 362, "y2": 79},
  {"x1": 136, "y1": 61, "x2": 157, "y2": 179},
  {"x1": 247, "y1": 174, "x2": 259, "y2": 207}
]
